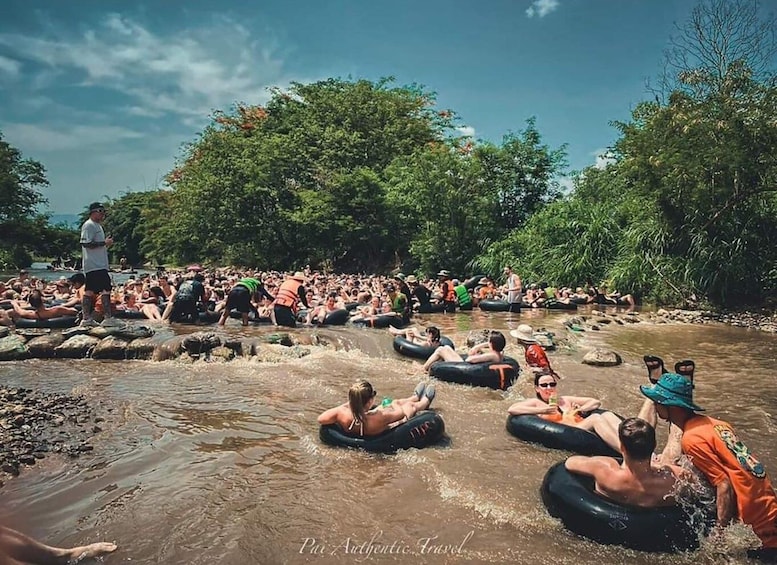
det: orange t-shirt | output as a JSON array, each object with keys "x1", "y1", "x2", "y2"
[{"x1": 682, "y1": 415, "x2": 777, "y2": 547}]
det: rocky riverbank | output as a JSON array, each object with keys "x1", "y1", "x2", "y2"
[{"x1": 0, "y1": 386, "x2": 103, "y2": 486}]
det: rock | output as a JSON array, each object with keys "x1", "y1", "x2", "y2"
[
  {"x1": 0, "y1": 334, "x2": 29, "y2": 361},
  {"x1": 261, "y1": 333, "x2": 294, "y2": 347},
  {"x1": 582, "y1": 348, "x2": 623, "y2": 367},
  {"x1": 466, "y1": 329, "x2": 491, "y2": 348},
  {"x1": 26, "y1": 333, "x2": 66, "y2": 359},
  {"x1": 55, "y1": 334, "x2": 100, "y2": 359},
  {"x1": 0, "y1": 327, "x2": 8, "y2": 339},
  {"x1": 92, "y1": 335, "x2": 130, "y2": 360},
  {"x1": 182, "y1": 332, "x2": 221, "y2": 357},
  {"x1": 595, "y1": 318, "x2": 612, "y2": 324},
  {"x1": 153, "y1": 336, "x2": 185, "y2": 361},
  {"x1": 14, "y1": 328, "x2": 49, "y2": 339},
  {"x1": 657, "y1": 308, "x2": 669, "y2": 317},
  {"x1": 208, "y1": 345, "x2": 234, "y2": 362}
]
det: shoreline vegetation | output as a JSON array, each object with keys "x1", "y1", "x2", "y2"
[{"x1": 3, "y1": 2, "x2": 777, "y2": 314}]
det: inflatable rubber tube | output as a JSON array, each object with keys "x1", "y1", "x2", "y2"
[
  {"x1": 541, "y1": 461, "x2": 711, "y2": 552},
  {"x1": 319, "y1": 410, "x2": 445, "y2": 453},
  {"x1": 350, "y1": 314, "x2": 406, "y2": 329},
  {"x1": 319, "y1": 308, "x2": 349, "y2": 326},
  {"x1": 198, "y1": 311, "x2": 221, "y2": 324},
  {"x1": 15, "y1": 316, "x2": 78, "y2": 329},
  {"x1": 114, "y1": 309, "x2": 148, "y2": 320},
  {"x1": 463, "y1": 275, "x2": 486, "y2": 290},
  {"x1": 544, "y1": 300, "x2": 579, "y2": 311},
  {"x1": 429, "y1": 356, "x2": 521, "y2": 390},
  {"x1": 505, "y1": 411, "x2": 620, "y2": 457},
  {"x1": 392, "y1": 335, "x2": 455, "y2": 360},
  {"x1": 417, "y1": 303, "x2": 446, "y2": 314},
  {"x1": 297, "y1": 308, "x2": 349, "y2": 325},
  {"x1": 478, "y1": 299, "x2": 520, "y2": 312},
  {"x1": 344, "y1": 302, "x2": 361, "y2": 312}
]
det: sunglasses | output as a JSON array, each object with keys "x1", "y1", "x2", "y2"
[{"x1": 537, "y1": 382, "x2": 557, "y2": 389}]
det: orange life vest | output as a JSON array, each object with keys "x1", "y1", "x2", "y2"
[
  {"x1": 443, "y1": 281, "x2": 456, "y2": 302},
  {"x1": 275, "y1": 279, "x2": 302, "y2": 312}
]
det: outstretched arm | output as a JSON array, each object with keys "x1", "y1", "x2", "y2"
[
  {"x1": 317, "y1": 403, "x2": 347, "y2": 425},
  {"x1": 0, "y1": 525, "x2": 117, "y2": 565}
]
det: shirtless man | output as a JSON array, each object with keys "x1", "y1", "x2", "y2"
[
  {"x1": 0, "y1": 524, "x2": 117, "y2": 564},
  {"x1": 565, "y1": 417, "x2": 685, "y2": 507},
  {"x1": 9, "y1": 290, "x2": 78, "y2": 322}
]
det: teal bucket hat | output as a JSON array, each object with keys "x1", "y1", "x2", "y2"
[{"x1": 640, "y1": 373, "x2": 704, "y2": 412}]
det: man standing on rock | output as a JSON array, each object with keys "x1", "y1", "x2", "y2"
[{"x1": 80, "y1": 202, "x2": 120, "y2": 328}]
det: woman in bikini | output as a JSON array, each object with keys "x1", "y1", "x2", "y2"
[
  {"x1": 317, "y1": 380, "x2": 435, "y2": 437},
  {"x1": 508, "y1": 373, "x2": 622, "y2": 452}
]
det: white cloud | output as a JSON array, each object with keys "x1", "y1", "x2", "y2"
[
  {"x1": 526, "y1": 0, "x2": 560, "y2": 18},
  {"x1": 3, "y1": 122, "x2": 144, "y2": 152},
  {"x1": 455, "y1": 125, "x2": 476, "y2": 138},
  {"x1": 0, "y1": 13, "x2": 290, "y2": 120},
  {"x1": 557, "y1": 176, "x2": 575, "y2": 193},
  {"x1": 593, "y1": 148, "x2": 616, "y2": 169},
  {"x1": 0, "y1": 54, "x2": 20, "y2": 76}
]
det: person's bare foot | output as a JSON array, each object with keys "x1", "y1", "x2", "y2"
[{"x1": 66, "y1": 541, "x2": 117, "y2": 562}]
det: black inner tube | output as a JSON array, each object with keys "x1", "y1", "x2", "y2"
[{"x1": 541, "y1": 461, "x2": 711, "y2": 552}]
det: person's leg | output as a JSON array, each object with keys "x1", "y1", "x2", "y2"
[
  {"x1": 100, "y1": 291, "x2": 112, "y2": 319},
  {"x1": 0, "y1": 525, "x2": 117, "y2": 565},
  {"x1": 241, "y1": 312, "x2": 249, "y2": 326},
  {"x1": 637, "y1": 398, "x2": 657, "y2": 427},
  {"x1": 81, "y1": 291, "x2": 95, "y2": 323},
  {"x1": 423, "y1": 345, "x2": 463, "y2": 372},
  {"x1": 575, "y1": 413, "x2": 620, "y2": 451}
]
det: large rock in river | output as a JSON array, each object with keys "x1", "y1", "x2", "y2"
[
  {"x1": 181, "y1": 332, "x2": 221, "y2": 357},
  {"x1": 27, "y1": 333, "x2": 66, "y2": 359},
  {"x1": 0, "y1": 334, "x2": 29, "y2": 361},
  {"x1": 582, "y1": 348, "x2": 623, "y2": 367},
  {"x1": 55, "y1": 334, "x2": 100, "y2": 359},
  {"x1": 92, "y1": 335, "x2": 130, "y2": 360}
]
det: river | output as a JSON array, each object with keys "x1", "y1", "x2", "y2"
[{"x1": 0, "y1": 306, "x2": 774, "y2": 564}]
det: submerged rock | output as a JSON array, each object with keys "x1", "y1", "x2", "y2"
[
  {"x1": 92, "y1": 335, "x2": 130, "y2": 360},
  {"x1": 582, "y1": 348, "x2": 623, "y2": 367}
]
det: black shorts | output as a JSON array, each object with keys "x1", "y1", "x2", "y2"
[
  {"x1": 85, "y1": 270, "x2": 112, "y2": 293},
  {"x1": 225, "y1": 285, "x2": 252, "y2": 313},
  {"x1": 170, "y1": 299, "x2": 198, "y2": 323},
  {"x1": 273, "y1": 304, "x2": 297, "y2": 327}
]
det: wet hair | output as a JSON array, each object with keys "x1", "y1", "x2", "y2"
[
  {"x1": 426, "y1": 326, "x2": 441, "y2": 342},
  {"x1": 28, "y1": 289, "x2": 43, "y2": 308},
  {"x1": 194, "y1": 273, "x2": 205, "y2": 282},
  {"x1": 69, "y1": 273, "x2": 86, "y2": 286},
  {"x1": 489, "y1": 331, "x2": 506, "y2": 352},
  {"x1": 618, "y1": 418, "x2": 656, "y2": 460},
  {"x1": 348, "y1": 380, "x2": 376, "y2": 427}
]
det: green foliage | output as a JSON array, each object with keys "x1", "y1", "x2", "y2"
[{"x1": 0, "y1": 130, "x2": 78, "y2": 268}]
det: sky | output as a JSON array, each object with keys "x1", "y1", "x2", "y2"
[{"x1": 0, "y1": 0, "x2": 700, "y2": 214}]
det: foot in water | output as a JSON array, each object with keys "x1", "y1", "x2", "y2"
[
  {"x1": 66, "y1": 541, "x2": 118, "y2": 562},
  {"x1": 413, "y1": 382, "x2": 426, "y2": 400},
  {"x1": 424, "y1": 385, "x2": 436, "y2": 407},
  {"x1": 674, "y1": 359, "x2": 695, "y2": 381},
  {"x1": 643, "y1": 355, "x2": 667, "y2": 384}
]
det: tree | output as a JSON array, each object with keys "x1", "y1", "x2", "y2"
[
  {"x1": 0, "y1": 130, "x2": 61, "y2": 268},
  {"x1": 165, "y1": 78, "x2": 454, "y2": 270}
]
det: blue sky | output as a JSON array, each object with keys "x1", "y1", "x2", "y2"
[{"x1": 0, "y1": 0, "x2": 698, "y2": 214}]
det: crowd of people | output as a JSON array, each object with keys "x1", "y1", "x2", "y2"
[{"x1": 3, "y1": 202, "x2": 775, "y2": 562}]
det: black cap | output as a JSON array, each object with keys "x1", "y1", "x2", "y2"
[{"x1": 89, "y1": 202, "x2": 105, "y2": 212}]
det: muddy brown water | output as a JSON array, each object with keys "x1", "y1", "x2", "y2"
[{"x1": 1, "y1": 307, "x2": 775, "y2": 564}]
